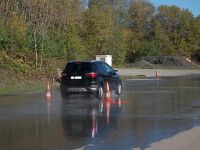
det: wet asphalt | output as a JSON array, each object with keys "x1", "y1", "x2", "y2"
[{"x1": 0, "y1": 76, "x2": 200, "y2": 150}]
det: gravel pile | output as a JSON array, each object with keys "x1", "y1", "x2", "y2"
[{"x1": 133, "y1": 56, "x2": 200, "y2": 68}]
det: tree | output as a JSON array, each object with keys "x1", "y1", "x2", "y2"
[
  {"x1": 6, "y1": 13, "x2": 27, "y2": 52},
  {"x1": 191, "y1": 16, "x2": 200, "y2": 61},
  {"x1": 128, "y1": 0, "x2": 155, "y2": 39},
  {"x1": 155, "y1": 5, "x2": 195, "y2": 56},
  {"x1": 14, "y1": 0, "x2": 83, "y2": 67},
  {"x1": 81, "y1": 5, "x2": 113, "y2": 58},
  {"x1": 126, "y1": 0, "x2": 155, "y2": 62}
]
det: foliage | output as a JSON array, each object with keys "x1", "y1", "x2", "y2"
[
  {"x1": 81, "y1": 5, "x2": 113, "y2": 58},
  {"x1": 0, "y1": 0, "x2": 200, "y2": 69},
  {"x1": 134, "y1": 41, "x2": 159, "y2": 60},
  {"x1": 154, "y1": 5, "x2": 196, "y2": 56},
  {"x1": 0, "y1": 51, "x2": 31, "y2": 74}
]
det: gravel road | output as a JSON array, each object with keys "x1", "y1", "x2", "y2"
[{"x1": 117, "y1": 68, "x2": 200, "y2": 77}]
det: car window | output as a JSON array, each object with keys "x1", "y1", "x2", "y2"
[
  {"x1": 93, "y1": 62, "x2": 107, "y2": 74},
  {"x1": 64, "y1": 62, "x2": 91, "y2": 74},
  {"x1": 93, "y1": 62, "x2": 102, "y2": 74},
  {"x1": 102, "y1": 62, "x2": 113, "y2": 73},
  {"x1": 99, "y1": 62, "x2": 108, "y2": 74}
]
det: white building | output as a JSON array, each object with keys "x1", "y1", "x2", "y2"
[{"x1": 96, "y1": 55, "x2": 112, "y2": 66}]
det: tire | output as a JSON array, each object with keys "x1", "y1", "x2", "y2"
[
  {"x1": 116, "y1": 83, "x2": 122, "y2": 95},
  {"x1": 96, "y1": 85, "x2": 104, "y2": 99}
]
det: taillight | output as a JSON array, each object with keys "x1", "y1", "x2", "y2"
[
  {"x1": 61, "y1": 73, "x2": 67, "y2": 79},
  {"x1": 86, "y1": 72, "x2": 97, "y2": 78}
]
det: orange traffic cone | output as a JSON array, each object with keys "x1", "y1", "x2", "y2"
[
  {"x1": 105, "y1": 81, "x2": 111, "y2": 125},
  {"x1": 105, "y1": 81, "x2": 111, "y2": 100},
  {"x1": 46, "y1": 81, "x2": 51, "y2": 100},
  {"x1": 156, "y1": 69, "x2": 160, "y2": 79}
]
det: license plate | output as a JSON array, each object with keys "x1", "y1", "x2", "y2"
[{"x1": 70, "y1": 76, "x2": 82, "y2": 79}]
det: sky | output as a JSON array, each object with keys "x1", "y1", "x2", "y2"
[
  {"x1": 84, "y1": 0, "x2": 200, "y2": 17},
  {"x1": 150, "y1": 0, "x2": 200, "y2": 17}
]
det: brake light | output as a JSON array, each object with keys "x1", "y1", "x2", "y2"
[
  {"x1": 61, "y1": 73, "x2": 67, "y2": 79},
  {"x1": 86, "y1": 72, "x2": 97, "y2": 78}
]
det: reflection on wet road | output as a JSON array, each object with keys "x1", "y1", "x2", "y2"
[{"x1": 0, "y1": 76, "x2": 200, "y2": 150}]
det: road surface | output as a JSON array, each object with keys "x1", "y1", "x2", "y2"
[{"x1": 0, "y1": 75, "x2": 200, "y2": 150}]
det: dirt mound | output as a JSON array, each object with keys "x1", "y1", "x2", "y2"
[
  {"x1": 132, "y1": 56, "x2": 200, "y2": 68},
  {"x1": 134, "y1": 60, "x2": 155, "y2": 68}
]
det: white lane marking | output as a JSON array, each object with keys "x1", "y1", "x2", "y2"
[{"x1": 73, "y1": 144, "x2": 94, "y2": 150}]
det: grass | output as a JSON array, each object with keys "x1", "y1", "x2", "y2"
[
  {"x1": 121, "y1": 75, "x2": 146, "y2": 80},
  {"x1": 0, "y1": 59, "x2": 49, "y2": 96},
  {"x1": 0, "y1": 79, "x2": 45, "y2": 96},
  {"x1": 0, "y1": 84, "x2": 44, "y2": 96}
]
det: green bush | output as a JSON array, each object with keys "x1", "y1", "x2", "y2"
[{"x1": 0, "y1": 51, "x2": 31, "y2": 74}]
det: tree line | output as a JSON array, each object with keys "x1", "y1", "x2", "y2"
[{"x1": 0, "y1": 0, "x2": 200, "y2": 68}]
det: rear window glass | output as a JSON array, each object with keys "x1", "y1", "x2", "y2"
[{"x1": 64, "y1": 62, "x2": 91, "y2": 74}]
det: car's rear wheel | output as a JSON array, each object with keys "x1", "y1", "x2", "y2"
[
  {"x1": 116, "y1": 83, "x2": 122, "y2": 95},
  {"x1": 96, "y1": 85, "x2": 104, "y2": 99}
]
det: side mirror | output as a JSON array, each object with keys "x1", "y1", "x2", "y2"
[
  {"x1": 109, "y1": 70, "x2": 117, "y2": 75},
  {"x1": 114, "y1": 70, "x2": 118, "y2": 73}
]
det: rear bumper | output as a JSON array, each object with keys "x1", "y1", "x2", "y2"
[{"x1": 60, "y1": 84, "x2": 99, "y2": 94}]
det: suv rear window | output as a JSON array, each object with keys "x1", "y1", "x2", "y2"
[{"x1": 64, "y1": 62, "x2": 91, "y2": 74}]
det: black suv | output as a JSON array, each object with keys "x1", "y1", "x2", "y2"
[{"x1": 60, "y1": 60, "x2": 122, "y2": 99}]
